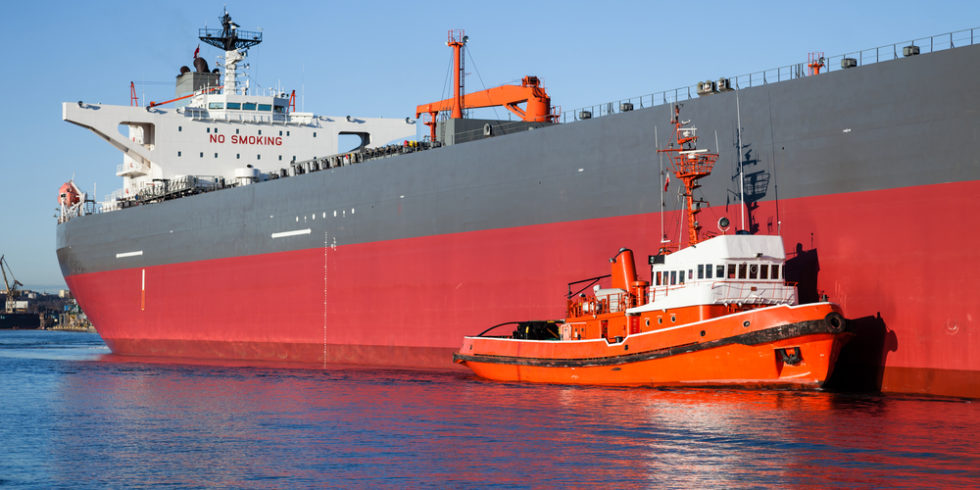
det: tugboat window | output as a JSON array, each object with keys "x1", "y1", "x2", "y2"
[
  {"x1": 738, "y1": 264, "x2": 747, "y2": 279},
  {"x1": 705, "y1": 264, "x2": 712, "y2": 279},
  {"x1": 242, "y1": 102, "x2": 256, "y2": 111},
  {"x1": 670, "y1": 271, "x2": 676, "y2": 285},
  {"x1": 717, "y1": 265, "x2": 725, "y2": 278},
  {"x1": 227, "y1": 102, "x2": 241, "y2": 110},
  {"x1": 697, "y1": 265, "x2": 704, "y2": 279},
  {"x1": 760, "y1": 264, "x2": 769, "y2": 279},
  {"x1": 750, "y1": 264, "x2": 759, "y2": 279},
  {"x1": 728, "y1": 264, "x2": 736, "y2": 279}
]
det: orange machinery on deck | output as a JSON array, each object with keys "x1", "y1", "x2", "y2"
[
  {"x1": 415, "y1": 30, "x2": 558, "y2": 142},
  {"x1": 453, "y1": 107, "x2": 851, "y2": 388}
]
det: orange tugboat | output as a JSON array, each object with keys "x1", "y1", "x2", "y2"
[{"x1": 453, "y1": 107, "x2": 851, "y2": 388}]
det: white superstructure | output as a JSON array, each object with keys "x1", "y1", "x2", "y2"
[
  {"x1": 626, "y1": 234, "x2": 798, "y2": 313},
  {"x1": 61, "y1": 10, "x2": 414, "y2": 210}
]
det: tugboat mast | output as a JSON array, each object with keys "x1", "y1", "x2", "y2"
[{"x1": 657, "y1": 105, "x2": 719, "y2": 246}]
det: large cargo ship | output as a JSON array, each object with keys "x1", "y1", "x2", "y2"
[{"x1": 57, "y1": 13, "x2": 979, "y2": 398}]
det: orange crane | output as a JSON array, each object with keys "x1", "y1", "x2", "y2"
[{"x1": 415, "y1": 30, "x2": 558, "y2": 142}]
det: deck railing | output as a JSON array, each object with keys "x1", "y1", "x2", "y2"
[{"x1": 561, "y1": 26, "x2": 979, "y2": 123}]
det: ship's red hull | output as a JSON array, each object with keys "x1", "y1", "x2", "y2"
[{"x1": 66, "y1": 180, "x2": 980, "y2": 397}]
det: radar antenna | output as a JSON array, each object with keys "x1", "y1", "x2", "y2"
[
  {"x1": 657, "y1": 105, "x2": 719, "y2": 246},
  {"x1": 199, "y1": 10, "x2": 262, "y2": 52},
  {"x1": 198, "y1": 10, "x2": 262, "y2": 95}
]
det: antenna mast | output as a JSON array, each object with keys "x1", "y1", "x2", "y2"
[
  {"x1": 735, "y1": 84, "x2": 746, "y2": 232},
  {"x1": 198, "y1": 10, "x2": 262, "y2": 95},
  {"x1": 657, "y1": 105, "x2": 718, "y2": 246}
]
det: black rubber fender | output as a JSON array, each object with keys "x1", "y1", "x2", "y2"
[{"x1": 825, "y1": 312, "x2": 846, "y2": 333}]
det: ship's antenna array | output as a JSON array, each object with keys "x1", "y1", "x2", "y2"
[
  {"x1": 657, "y1": 105, "x2": 719, "y2": 246},
  {"x1": 735, "y1": 82, "x2": 746, "y2": 232},
  {"x1": 654, "y1": 125, "x2": 668, "y2": 248},
  {"x1": 198, "y1": 10, "x2": 262, "y2": 95}
]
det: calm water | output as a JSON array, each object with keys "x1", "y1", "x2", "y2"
[{"x1": 0, "y1": 331, "x2": 977, "y2": 488}]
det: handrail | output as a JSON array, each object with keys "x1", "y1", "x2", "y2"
[
  {"x1": 474, "y1": 321, "x2": 522, "y2": 337},
  {"x1": 561, "y1": 26, "x2": 979, "y2": 123},
  {"x1": 566, "y1": 274, "x2": 611, "y2": 299}
]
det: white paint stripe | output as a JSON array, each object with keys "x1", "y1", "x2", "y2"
[
  {"x1": 116, "y1": 250, "x2": 143, "y2": 258},
  {"x1": 141, "y1": 269, "x2": 145, "y2": 291},
  {"x1": 271, "y1": 228, "x2": 312, "y2": 239}
]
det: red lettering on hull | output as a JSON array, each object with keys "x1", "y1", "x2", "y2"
[{"x1": 225, "y1": 135, "x2": 283, "y2": 146}]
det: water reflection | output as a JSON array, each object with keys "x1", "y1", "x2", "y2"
[{"x1": 1, "y1": 333, "x2": 975, "y2": 487}]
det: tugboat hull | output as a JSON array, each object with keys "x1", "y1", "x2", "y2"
[{"x1": 454, "y1": 304, "x2": 849, "y2": 387}]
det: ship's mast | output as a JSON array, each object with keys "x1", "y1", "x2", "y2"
[
  {"x1": 198, "y1": 10, "x2": 262, "y2": 95},
  {"x1": 657, "y1": 105, "x2": 718, "y2": 246}
]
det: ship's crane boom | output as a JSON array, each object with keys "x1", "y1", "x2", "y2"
[
  {"x1": 415, "y1": 76, "x2": 556, "y2": 123},
  {"x1": 415, "y1": 30, "x2": 558, "y2": 142}
]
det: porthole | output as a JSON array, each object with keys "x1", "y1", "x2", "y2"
[
  {"x1": 743, "y1": 320, "x2": 751, "y2": 327},
  {"x1": 670, "y1": 314, "x2": 676, "y2": 323},
  {"x1": 700, "y1": 330, "x2": 706, "y2": 337},
  {"x1": 645, "y1": 319, "x2": 650, "y2": 327},
  {"x1": 658, "y1": 317, "x2": 663, "y2": 324}
]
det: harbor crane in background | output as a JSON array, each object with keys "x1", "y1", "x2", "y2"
[{"x1": 1, "y1": 255, "x2": 24, "y2": 313}]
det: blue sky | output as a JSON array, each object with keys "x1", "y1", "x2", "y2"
[{"x1": 1, "y1": 0, "x2": 976, "y2": 290}]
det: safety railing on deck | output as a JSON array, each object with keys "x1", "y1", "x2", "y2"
[
  {"x1": 562, "y1": 26, "x2": 979, "y2": 123},
  {"x1": 567, "y1": 292, "x2": 641, "y2": 317},
  {"x1": 709, "y1": 280, "x2": 796, "y2": 305}
]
